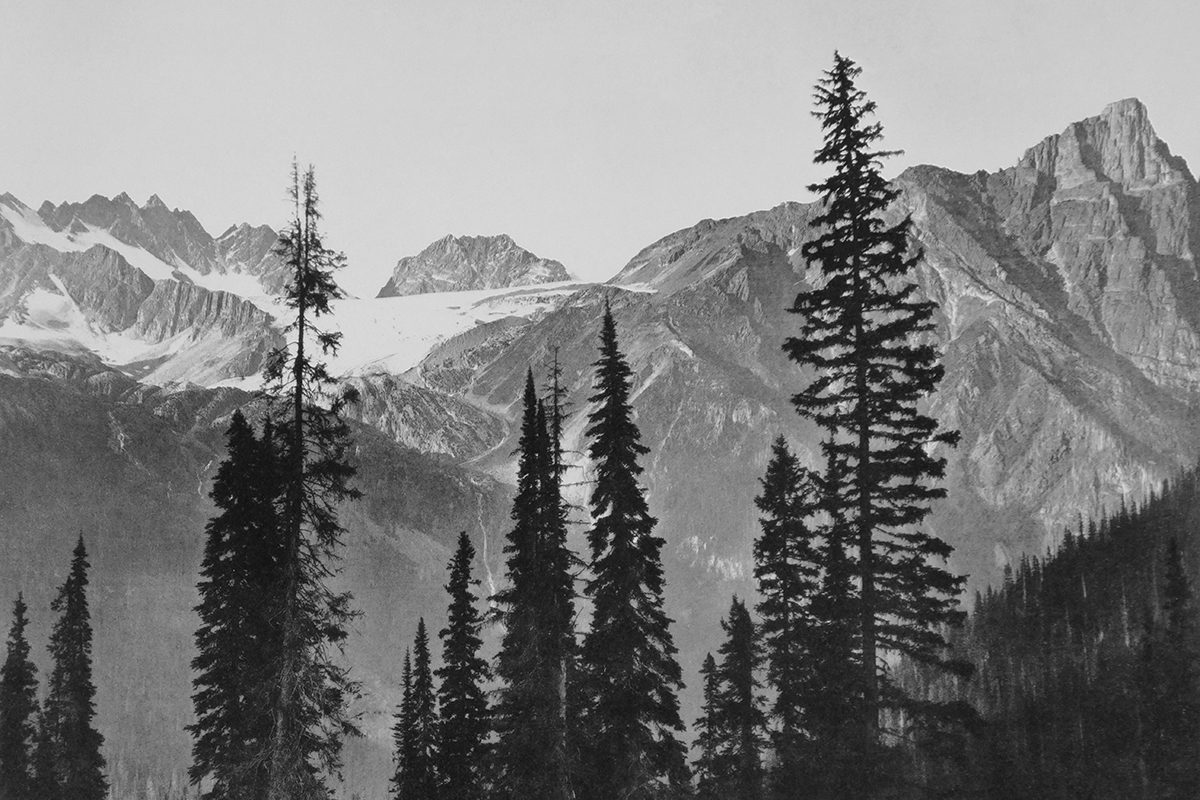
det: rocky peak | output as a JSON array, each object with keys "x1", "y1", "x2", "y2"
[
  {"x1": 376, "y1": 233, "x2": 571, "y2": 297},
  {"x1": 1018, "y1": 97, "x2": 1190, "y2": 190}
]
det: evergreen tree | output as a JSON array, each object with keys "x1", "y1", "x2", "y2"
[
  {"x1": 436, "y1": 532, "x2": 491, "y2": 800},
  {"x1": 41, "y1": 537, "x2": 107, "y2": 800},
  {"x1": 0, "y1": 594, "x2": 38, "y2": 800},
  {"x1": 751, "y1": 437, "x2": 820, "y2": 794},
  {"x1": 785, "y1": 52, "x2": 964, "y2": 772},
  {"x1": 396, "y1": 620, "x2": 439, "y2": 800},
  {"x1": 261, "y1": 162, "x2": 362, "y2": 799},
  {"x1": 711, "y1": 597, "x2": 766, "y2": 800},
  {"x1": 190, "y1": 411, "x2": 283, "y2": 800},
  {"x1": 28, "y1": 709, "x2": 57, "y2": 800},
  {"x1": 491, "y1": 371, "x2": 576, "y2": 800},
  {"x1": 692, "y1": 654, "x2": 722, "y2": 800},
  {"x1": 578, "y1": 303, "x2": 690, "y2": 800},
  {"x1": 391, "y1": 651, "x2": 414, "y2": 799},
  {"x1": 1140, "y1": 538, "x2": 1200, "y2": 799}
]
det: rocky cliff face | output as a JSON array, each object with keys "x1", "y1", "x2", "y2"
[{"x1": 376, "y1": 233, "x2": 571, "y2": 297}]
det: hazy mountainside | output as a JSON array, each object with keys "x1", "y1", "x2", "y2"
[
  {"x1": 376, "y1": 233, "x2": 571, "y2": 297},
  {"x1": 0, "y1": 345, "x2": 512, "y2": 796},
  {"x1": 1, "y1": 97, "x2": 1198, "y2": 795},
  {"x1": 403, "y1": 98, "x2": 1200, "y2": 703}
]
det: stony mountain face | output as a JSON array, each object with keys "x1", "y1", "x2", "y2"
[
  {"x1": 376, "y1": 233, "x2": 571, "y2": 297},
  {"x1": 37, "y1": 192, "x2": 292, "y2": 292},
  {"x1": 1, "y1": 98, "x2": 1198, "y2": 793},
  {"x1": 399, "y1": 98, "x2": 1200, "y2": 718},
  {"x1": 0, "y1": 345, "x2": 512, "y2": 797}
]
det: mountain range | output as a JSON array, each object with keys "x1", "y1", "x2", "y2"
[{"x1": 1, "y1": 97, "x2": 1198, "y2": 795}]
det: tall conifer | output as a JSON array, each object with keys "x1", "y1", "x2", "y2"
[
  {"x1": 0, "y1": 594, "x2": 38, "y2": 800},
  {"x1": 492, "y1": 371, "x2": 576, "y2": 800},
  {"x1": 752, "y1": 437, "x2": 820, "y2": 793},
  {"x1": 397, "y1": 620, "x2": 439, "y2": 800},
  {"x1": 261, "y1": 162, "x2": 362, "y2": 799},
  {"x1": 391, "y1": 651, "x2": 414, "y2": 799},
  {"x1": 42, "y1": 538, "x2": 107, "y2": 800},
  {"x1": 190, "y1": 411, "x2": 283, "y2": 799},
  {"x1": 785, "y1": 53, "x2": 964, "y2": 776},
  {"x1": 693, "y1": 654, "x2": 722, "y2": 800},
  {"x1": 711, "y1": 597, "x2": 766, "y2": 800},
  {"x1": 578, "y1": 303, "x2": 689, "y2": 800},
  {"x1": 436, "y1": 533, "x2": 490, "y2": 800}
]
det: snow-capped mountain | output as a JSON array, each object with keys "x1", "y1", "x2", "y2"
[
  {"x1": 376, "y1": 233, "x2": 572, "y2": 297},
  {"x1": 2, "y1": 97, "x2": 1199, "y2": 793}
]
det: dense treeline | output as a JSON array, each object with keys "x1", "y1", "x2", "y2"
[{"x1": 899, "y1": 471, "x2": 1200, "y2": 799}]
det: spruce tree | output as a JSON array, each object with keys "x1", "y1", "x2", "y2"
[
  {"x1": 1140, "y1": 538, "x2": 1199, "y2": 799},
  {"x1": 190, "y1": 411, "x2": 283, "y2": 800},
  {"x1": 491, "y1": 371, "x2": 576, "y2": 800},
  {"x1": 42, "y1": 537, "x2": 107, "y2": 800},
  {"x1": 692, "y1": 654, "x2": 723, "y2": 800},
  {"x1": 28, "y1": 709, "x2": 57, "y2": 800},
  {"x1": 261, "y1": 162, "x2": 362, "y2": 799},
  {"x1": 399, "y1": 619, "x2": 439, "y2": 800},
  {"x1": 751, "y1": 437, "x2": 820, "y2": 794},
  {"x1": 785, "y1": 52, "x2": 964, "y2": 769},
  {"x1": 578, "y1": 303, "x2": 689, "y2": 800},
  {"x1": 391, "y1": 650, "x2": 413, "y2": 799},
  {"x1": 711, "y1": 597, "x2": 766, "y2": 800},
  {"x1": 436, "y1": 532, "x2": 490, "y2": 800},
  {"x1": 0, "y1": 594, "x2": 38, "y2": 800}
]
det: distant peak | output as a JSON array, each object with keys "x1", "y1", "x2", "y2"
[
  {"x1": 113, "y1": 191, "x2": 135, "y2": 205},
  {"x1": 144, "y1": 193, "x2": 168, "y2": 210}
]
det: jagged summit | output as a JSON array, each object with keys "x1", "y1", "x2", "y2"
[{"x1": 376, "y1": 232, "x2": 572, "y2": 297}]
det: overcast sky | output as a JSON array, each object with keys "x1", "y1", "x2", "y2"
[{"x1": 3, "y1": 0, "x2": 1198, "y2": 296}]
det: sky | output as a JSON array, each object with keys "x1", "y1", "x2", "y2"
[{"x1": 2, "y1": 0, "x2": 1199, "y2": 297}]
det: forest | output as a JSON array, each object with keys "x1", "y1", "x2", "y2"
[{"x1": 1, "y1": 53, "x2": 1197, "y2": 800}]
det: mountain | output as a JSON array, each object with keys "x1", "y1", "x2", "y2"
[
  {"x1": 400, "y1": 97, "x2": 1200, "y2": 714},
  {"x1": 376, "y1": 233, "x2": 572, "y2": 297},
  {"x1": 2, "y1": 97, "x2": 1199, "y2": 795}
]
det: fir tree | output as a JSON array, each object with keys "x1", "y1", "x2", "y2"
[
  {"x1": 391, "y1": 650, "x2": 414, "y2": 799},
  {"x1": 261, "y1": 162, "x2": 362, "y2": 799},
  {"x1": 404, "y1": 619, "x2": 440, "y2": 800},
  {"x1": 42, "y1": 537, "x2": 107, "y2": 800},
  {"x1": 436, "y1": 532, "x2": 491, "y2": 800},
  {"x1": 692, "y1": 654, "x2": 722, "y2": 800},
  {"x1": 1140, "y1": 538, "x2": 1199, "y2": 799},
  {"x1": 0, "y1": 594, "x2": 38, "y2": 800},
  {"x1": 578, "y1": 303, "x2": 690, "y2": 800},
  {"x1": 785, "y1": 52, "x2": 964, "y2": 770},
  {"x1": 751, "y1": 437, "x2": 820, "y2": 794},
  {"x1": 491, "y1": 371, "x2": 576, "y2": 800},
  {"x1": 28, "y1": 709, "x2": 57, "y2": 800},
  {"x1": 711, "y1": 597, "x2": 766, "y2": 800},
  {"x1": 189, "y1": 411, "x2": 283, "y2": 800}
]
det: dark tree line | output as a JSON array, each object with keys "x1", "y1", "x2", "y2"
[
  {"x1": 898, "y1": 471, "x2": 1200, "y2": 800},
  {"x1": 0, "y1": 539, "x2": 108, "y2": 800}
]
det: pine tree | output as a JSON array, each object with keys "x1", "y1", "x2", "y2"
[
  {"x1": 693, "y1": 654, "x2": 723, "y2": 800},
  {"x1": 491, "y1": 371, "x2": 576, "y2": 800},
  {"x1": 751, "y1": 437, "x2": 820, "y2": 794},
  {"x1": 190, "y1": 411, "x2": 283, "y2": 800},
  {"x1": 28, "y1": 709, "x2": 57, "y2": 800},
  {"x1": 41, "y1": 537, "x2": 107, "y2": 800},
  {"x1": 578, "y1": 303, "x2": 690, "y2": 800},
  {"x1": 391, "y1": 650, "x2": 413, "y2": 799},
  {"x1": 436, "y1": 532, "x2": 491, "y2": 800},
  {"x1": 711, "y1": 597, "x2": 766, "y2": 800},
  {"x1": 261, "y1": 162, "x2": 362, "y2": 799},
  {"x1": 785, "y1": 52, "x2": 964, "y2": 774},
  {"x1": 0, "y1": 594, "x2": 38, "y2": 800},
  {"x1": 1140, "y1": 538, "x2": 1200, "y2": 799},
  {"x1": 402, "y1": 619, "x2": 439, "y2": 800}
]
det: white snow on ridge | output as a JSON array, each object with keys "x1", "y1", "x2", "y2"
[{"x1": 324, "y1": 281, "x2": 583, "y2": 377}]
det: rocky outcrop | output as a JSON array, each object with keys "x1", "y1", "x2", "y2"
[{"x1": 376, "y1": 233, "x2": 571, "y2": 297}]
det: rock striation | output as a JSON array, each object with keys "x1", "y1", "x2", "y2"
[{"x1": 376, "y1": 233, "x2": 571, "y2": 297}]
